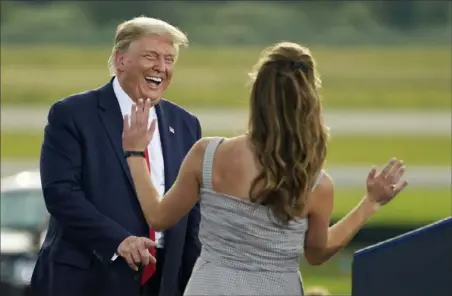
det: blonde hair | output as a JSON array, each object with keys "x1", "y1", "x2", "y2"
[{"x1": 107, "y1": 16, "x2": 189, "y2": 76}]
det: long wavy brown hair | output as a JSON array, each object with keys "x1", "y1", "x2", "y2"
[{"x1": 247, "y1": 42, "x2": 329, "y2": 224}]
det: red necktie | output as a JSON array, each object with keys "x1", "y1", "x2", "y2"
[{"x1": 141, "y1": 148, "x2": 157, "y2": 285}]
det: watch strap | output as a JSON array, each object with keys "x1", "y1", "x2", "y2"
[{"x1": 124, "y1": 151, "x2": 145, "y2": 158}]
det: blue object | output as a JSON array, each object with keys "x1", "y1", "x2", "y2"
[{"x1": 352, "y1": 217, "x2": 452, "y2": 296}]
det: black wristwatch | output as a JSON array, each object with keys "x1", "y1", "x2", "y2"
[{"x1": 124, "y1": 151, "x2": 145, "y2": 158}]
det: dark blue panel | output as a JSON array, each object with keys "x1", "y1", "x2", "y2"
[{"x1": 352, "y1": 217, "x2": 452, "y2": 296}]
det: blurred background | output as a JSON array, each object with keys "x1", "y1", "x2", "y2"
[{"x1": 1, "y1": 1, "x2": 451, "y2": 295}]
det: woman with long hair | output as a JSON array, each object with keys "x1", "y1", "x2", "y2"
[{"x1": 122, "y1": 42, "x2": 408, "y2": 295}]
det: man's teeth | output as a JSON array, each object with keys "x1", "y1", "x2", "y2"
[{"x1": 146, "y1": 77, "x2": 162, "y2": 83}]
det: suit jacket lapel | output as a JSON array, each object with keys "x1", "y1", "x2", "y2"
[
  {"x1": 155, "y1": 102, "x2": 177, "y2": 191},
  {"x1": 96, "y1": 79, "x2": 134, "y2": 189},
  {"x1": 155, "y1": 102, "x2": 179, "y2": 243}
]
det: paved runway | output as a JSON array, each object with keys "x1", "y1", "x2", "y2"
[{"x1": 2, "y1": 107, "x2": 451, "y2": 135}]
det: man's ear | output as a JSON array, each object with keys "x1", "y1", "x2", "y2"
[{"x1": 115, "y1": 50, "x2": 126, "y2": 72}]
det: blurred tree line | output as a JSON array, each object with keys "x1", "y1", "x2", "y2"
[{"x1": 1, "y1": 0, "x2": 451, "y2": 46}]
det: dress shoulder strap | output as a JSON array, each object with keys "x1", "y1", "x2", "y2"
[
  {"x1": 311, "y1": 170, "x2": 325, "y2": 191},
  {"x1": 202, "y1": 137, "x2": 224, "y2": 190}
]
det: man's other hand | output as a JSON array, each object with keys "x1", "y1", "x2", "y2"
[{"x1": 117, "y1": 235, "x2": 157, "y2": 271}]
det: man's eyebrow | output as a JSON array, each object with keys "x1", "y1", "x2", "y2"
[
  {"x1": 141, "y1": 50, "x2": 175, "y2": 57},
  {"x1": 141, "y1": 50, "x2": 158, "y2": 55}
]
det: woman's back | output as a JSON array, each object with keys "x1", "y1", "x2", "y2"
[
  {"x1": 183, "y1": 137, "x2": 323, "y2": 296},
  {"x1": 205, "y1": 135, "x2": 262, "y2": 201}
]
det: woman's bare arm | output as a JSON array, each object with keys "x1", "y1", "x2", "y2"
[
  {"x1": 127, "y1": 139, "x2": 206, "y2": 231},
  {"x1": 304, "y1": 159, "x2": 407, "y2": 265},
  {"x1": 304, "y1": 174, "x2": 378, "y2": 265}
]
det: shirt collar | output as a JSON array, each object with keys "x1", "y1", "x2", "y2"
[{"x1": 113, "y1": 76, "x2": 156, "y2": 118}]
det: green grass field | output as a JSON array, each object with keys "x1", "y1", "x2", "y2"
[
  {"x1": 334, "y1": 187, "x2": 450, "y2": 225},
  {"x1": 1, "y1": 132, "x2": 450, "y2": 165},
  {"x1": 1, "y1": 46, "x2": 451, "y2": 110}
]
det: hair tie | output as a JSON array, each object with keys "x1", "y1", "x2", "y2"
[
  {"x1": 291, "y1": 61, "x2": 308, "y2": 73},
  {"x1": 270, "y1": 60, "x2": 309, "y2": 76}
]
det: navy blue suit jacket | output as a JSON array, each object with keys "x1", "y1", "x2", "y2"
[{"x1": 30, "y1": 79, "x2": 202, "y2": 296}]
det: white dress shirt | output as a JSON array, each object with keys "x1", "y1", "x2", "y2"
[{"x1": 113, "y1": 77, "x2": 166, "y2": 249}]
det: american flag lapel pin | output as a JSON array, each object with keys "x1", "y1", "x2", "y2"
[{"x1": 169, "y1": 126, "x2": 175, "y2": 134}]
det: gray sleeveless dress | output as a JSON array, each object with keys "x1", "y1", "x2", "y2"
[{"x1": 183, "y1": 137, "x2": 323, "y2": 296}]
